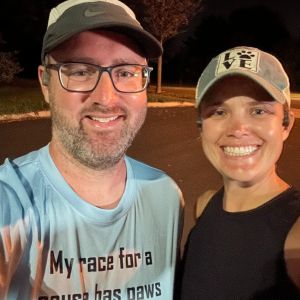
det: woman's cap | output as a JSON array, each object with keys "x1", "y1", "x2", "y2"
[{"x1": 196, "y1": 46, "x2": 290, "y2": 108}]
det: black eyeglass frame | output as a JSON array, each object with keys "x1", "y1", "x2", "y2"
[{"x1": 45, "y1": 62, "x2": 153, "y2": 93}]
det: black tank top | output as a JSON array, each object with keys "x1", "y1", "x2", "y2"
[{"x1": 180, "y1": 187, "x2": 300, "y2": 300}]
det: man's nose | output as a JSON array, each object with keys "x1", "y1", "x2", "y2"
[{"x1": 88, "y1": 71, "x2": 118, "y2": 105}]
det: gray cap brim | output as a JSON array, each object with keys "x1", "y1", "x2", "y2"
[{"x1": 196, "y1": 71, "x2": 288, "y2": 107}]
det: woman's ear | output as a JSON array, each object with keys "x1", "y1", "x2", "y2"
[{"x1": 283, "y1": 110, "x2": 295, "y2": 141}]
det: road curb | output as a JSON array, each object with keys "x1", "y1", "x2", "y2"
[
  {"x1": 1, "y1": 100, "x2": 299, "y2": 123},
  {"x1": 0, "y1": 102, "x2": 195, "y2": 123},
  {"x1": 148, "y1": 101, "x2": 194, "y2": 108},
  {"x1": 0, "y1": 111, "x2": 50, "y2": 123}
]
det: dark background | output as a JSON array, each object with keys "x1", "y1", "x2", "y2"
[{"x1": 0, "y1": 0, "x2": 300, "y2": 90}]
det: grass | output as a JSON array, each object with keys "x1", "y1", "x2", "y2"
[
  {"x1": 1, "y1": 79, "x2": 300, "y2": 116},
  {"x1": 147, "y1": 85, "x2": 195, "y2": 103},
  {"x1": 0, "y1": 79, "x2": 48, "y2": 115},
  {"x1": 0, "y1": 79, "x2": 195, "y2": 115}
]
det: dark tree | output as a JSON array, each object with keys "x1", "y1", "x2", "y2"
[
  {"x1": 125, "y1": 0, "x2": 202, "y2": 93},
  {"x1": 0, "y1": 0, "x2": 61, "y2": 77}
]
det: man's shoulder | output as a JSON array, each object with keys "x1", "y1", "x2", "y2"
[
  {"x1": 126, "y1": 156, "x2": 181, "y2": 189},
  {"x1": 0, "y1": 148, "x2": 42, "y2": 178},
  {"x1": 0, "y1": 147, "x2": 46, "y2": 199},
  {"x1": 126, "y1": 156, "x2": 183, "y2": 200},
  {"x1": 126, "y1": 156, "x2": 169, "y2": 180},
  {"x1": 0, "y1": 148, "x2": 46, "y2": 222}
]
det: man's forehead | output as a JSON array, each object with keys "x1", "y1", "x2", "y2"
[
  {"x1": 57, "y1": 29, "x2": 143, "y2": 47},
  {"x1": 49, "y1": 29, "x2": 146, "y2": 61}
]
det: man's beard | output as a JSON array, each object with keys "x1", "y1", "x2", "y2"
[{"x1": 49, "y1": 97, "x2": 146, "y2": 170}]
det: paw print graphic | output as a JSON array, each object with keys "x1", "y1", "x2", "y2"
[{"x1": 236, "y1": 50, "x2": 256, "y2": 60}]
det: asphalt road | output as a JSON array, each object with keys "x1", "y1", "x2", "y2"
[{"x1": 1, "y1": 106, "x2": 300, "y2": 251}]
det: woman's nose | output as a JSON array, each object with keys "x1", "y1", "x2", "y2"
[{"x1": 226, "y1": 115, "x2": 250, "y2": 138}]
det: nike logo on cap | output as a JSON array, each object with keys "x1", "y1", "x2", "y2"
[{"x1": 84, "y1": 9, "x2": 106, "y2": 17}]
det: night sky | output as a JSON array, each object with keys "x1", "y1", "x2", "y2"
[
  {"x1": 161, "y1": 0, "x2": 300, "y2": 89},
  {"x1": 0, "y1": 0, "x2": 299, "y2": 88},
  {"x1": 202, "y1": 0, "x2": 300, "y2": 37}
]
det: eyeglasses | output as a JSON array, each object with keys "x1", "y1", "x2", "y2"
[{"x1": 45, "y1": 62, "x2": 153, "y2": 93}]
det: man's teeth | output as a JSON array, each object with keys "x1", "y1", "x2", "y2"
[
  {"x1": 223, "y1": 146, "x2": 257, "y2": 156},
  {"x1": 91, "y1": 116, "x2": 118, "y2": 123}
]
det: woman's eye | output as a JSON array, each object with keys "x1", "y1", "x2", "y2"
[
  {"x1": 252, "y1": 108, "x2": 266, "y2": 115},
  {"x1": 200, "y1": 106, "x2": 227, "y2": 119},
  {"x1": 213, "y1": 108, "x2": 226, "y2": 116}
]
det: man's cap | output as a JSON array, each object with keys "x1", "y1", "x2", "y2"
[
  {"x1": 195, "y1": 46, "x2": 291, "y2": 108},
  {"x1": 41, "y1": 0, "x2": 162, "y2": 62}
]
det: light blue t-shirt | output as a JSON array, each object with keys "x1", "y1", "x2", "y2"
[{"x1": 0, "y1": 145, "x2": 182, "y2": 300}]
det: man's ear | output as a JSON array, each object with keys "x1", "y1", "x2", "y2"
[
  {"x1": 283, "y1": 110, "x2": 295, "y2": 142},
  {"x1": 38, "y1": 65, "x2": 50, "y2": 104},
  {"x1": 42, "y1": 71, "x2": 50, "y2": 86}
]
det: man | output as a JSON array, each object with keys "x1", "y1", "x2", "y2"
[
  {"x1": 181, "y1": 46, "x2": 300, "y2": 299},
  {"x1": 0, "y1": 0, "x2": 183, "y2": 299}
]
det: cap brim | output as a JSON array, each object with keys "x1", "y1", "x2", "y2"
[
  {"x1": 43, "y1": 23, "x2": 162, "y2": 61},
  {"x1": 196, "y1": 71, "x2": 288, "y2": 108}
]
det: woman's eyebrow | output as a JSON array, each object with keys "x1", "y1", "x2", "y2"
[{"x1": 247, "y1": 100, "x2": 276, "y2": 106}]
